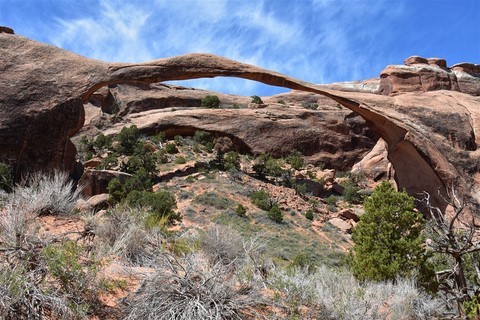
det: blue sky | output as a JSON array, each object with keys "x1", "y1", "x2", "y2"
[{"x1": 1, "y1": 0, "x2": 479, "y2": 96}]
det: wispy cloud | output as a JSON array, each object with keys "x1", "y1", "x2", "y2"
[{"x1": 3, "y1": 0, "x2": 476, "y2": 96}]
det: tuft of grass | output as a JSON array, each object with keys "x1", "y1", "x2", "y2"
[
  {"x1": 193, "y1": 191, "x2": 234, "y2": 210},
  {"x1": 123, "y1": 252, "x2": 263, "y2": 320}
]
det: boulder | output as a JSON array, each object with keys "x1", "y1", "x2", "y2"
[
  {"x1": 338, "y1": 209, "x2": 360, "y2": 222},
  {"x1": 352, "y1": 138, "x2": 393, "y2": 181},
  {"x1": 87, "y1": 193, "x2": 111, "y2": 211},
  {"x1": 328, "y1": 218, "x2": 352, "y2": 234}
]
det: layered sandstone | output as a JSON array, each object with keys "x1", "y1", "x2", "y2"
[{"x1": 1, "y1": 29, "x2": 479, "y2": 209}]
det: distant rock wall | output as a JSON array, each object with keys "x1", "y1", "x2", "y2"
[{"x1": 379, "y1": 55, "x2": 480, "y2": 96}]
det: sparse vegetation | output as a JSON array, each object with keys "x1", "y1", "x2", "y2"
[
  {"x1": 201, "y1": 94, "x2": 220, "y2": 109},
  {"x1": 251, "y1": 95, "x2": 263, "y2": 104}
]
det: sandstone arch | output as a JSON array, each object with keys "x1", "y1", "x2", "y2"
[{"x1": 0, "y1": 32, "x2": 471, "y2": 209}]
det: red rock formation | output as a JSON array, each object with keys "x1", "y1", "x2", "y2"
[
  {"x1": 379, "y1": 55, "x2": 480, "y2": 96},
  {"x1": 1, "y1": 30, "x2": 478, "y2": 209}
]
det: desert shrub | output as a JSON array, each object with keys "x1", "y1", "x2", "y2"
[
  {"x1": 125, "y1": 190, "x2": 181, "y2": 226},
  {"x1": 194, "y1": 191, "x2": 234, "y2": 210},
  {"x1": 79, "y1": 135, "x2": 94, "y2": 153},
  {"x1": 343, "y1": 184, "x2": 362, "y2": 204},
  {"x1": 150, "y1": 131, "x2": 166, "y2": 144},
  {"x1": 0, "y1": 162, "x2": 13, "y2": 192},
  {"x1": 201, "y1": 95, "x2": 220, "y2": 109},
  {"x1": 224, "y1": 151, "x2": 241, "y2": 170},
  {"x1": 173, "y1": 135, "x2": 184, "y2": 146},
  {"x1": 107, "y1": 169, "x2": 153, "y2": 203},
  {"x1": 42, "y1": 240, "x2": 100, "y2": 315},
  {"x1": 199, "y1": 225, "x2": 245, "y2": 264},
  {"x1": 303, "y1": 102, "x2": 318, "y2": 110},
  {"x1": 164, "y1": 142, "x2": 178, "y2": 154},
  {"x1": 123, "y1": 252, "x2": 262, "y2": 320},
  {"x1": 98, "y1": 154, "x2": 118, "y2": 170},
  {"x1": 116, "y1": 125, "x2": 140, "y2": 155},
  {"x1": 93, "y1": 133, "x2": 112, "y2": 151},
  {"x1": 351, "y1": 181, "x2": 436, "y2": 292},
  {"x1": 11, "y1": 170, "x2": 82, "y2": 216},
  {"x1": 193, "y1": 130, "x2": 213, "y2": 146},
  {"x1": 174, "y1": 156, "x2": 186, "y2": 164},
  {"x1": 269, "y1": 266, "x2": 442, "y2": 320},
  {"x1": 250, "y1": 189, "x2": 273, "y2": 211},
  {"x1": 267, "y1": 204, "x2": 283, "y2": 223},
  {"x1": 235, "y1": 203, "x2": 247, "y2": 217},
  {"x1": 94, "y1": 205, "x2": 162, "y2": 263},
  {"x1": 0, "y1": 265, "x2": 73, "y2": 320},
  {"x1": 324, "y1": 195, "x2": 338, "y2": 206},
  {"x1": 286, "y1": 150, "x2": 304, "y2": 170},
  {"x1": 251, "y1": 95, "x2": 263, "y2": 104},
  {"x1": 305, "y1": 209, "x2": 314, "y2": 221},
  {"x1": 253, "y1": 153, "x2": 285, "y2": 179}
]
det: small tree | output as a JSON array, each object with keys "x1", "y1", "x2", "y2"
[
  {"x1": 351, "y1": 181, "x2": 435, "y2": 291},
  {"x1": 117, "y1": 125, "x2": 140, "y2": 155},
  {"x1": 251, "y1": 95, "x2": 263, "y2": 104},
  {"x1": 268, "y1": 204, "x2": 283, "y2": 223},
  {"x1": 201, "y1": 95, "x2": 220, "y2": 109}
]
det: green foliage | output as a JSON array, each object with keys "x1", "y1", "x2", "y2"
[
  {"x1": 350, "y1": 181, "x2": 436, "y2": 291},
  {"x1": 201, "y1": 95, "x2": 221, "y2": 109},
  {"x1": 324, "y1": 195, "x2": 338, "y2": 205},
  {"x1": 250, "y1": 189, "x2": 273, "y2": 211},
  {"x1": 174, "y1": 156, "x2": 187, "y2": 164},
  {"x1": 303, "y1": 103, "x2": 318, "y2": 110},
  {"x1": 464, "y1": 294, "x2": 480, "y2": 319},
  {"x1": 251, "y1": 95, "x2": 263, "y2": 104},
  {"x1": 43, "y1": 240, "x2": 99, "y2": 314},
  {"x1": 107, "y1": 169, "x2": 153, "y2": 203},
  {"x1": 0, "y1": 162, "x2": 13, "y2": 192},
  {"x1": 286, "y1": 150, "x2": 304, "y2": 170},
  {"x1": 193, "y1": 130, "x2": 213, "y2": 146},
  {"x1": 288, "y1": 252, "x2": 317, "y2": 271},
  {"x1": 268, "y1": 204, "x2": 283, "y2": 223},
  {"x1": 164, "y1": 143, "x2": 179, "y2": 154},
  {"x1": 343, "y1": 184, "x2": 362, "y2": 204},
  {"x1": 150, "y1": 131, "x2": 166, "y2": 144},
  {"x1": 304, "y1": 209, "x2": 314, "y2": 221},
  {"x1": 93, "y1": 133, "x2": 112, "y2": 150},
  {"x1": 125, "y1": 190, "x2": 181, "y2": 225},
  {"x1": 122, "y1": 141, "x2": 158, "y2": 174},
  {"x1": 235, "y1": 203, "x2": 247, "y2": 217},
  {"x1": 98, "y1": 155, "x2": 118, "y2": 170},
  {"x1": 116, "y1": 125, "x2": 140, "y2": 155},
  {"x1": 194, "y1": 191, "x2": 234, "y2": 210},
  {"x1": 174, "y1": 135, "x2": 184, "y2": 146},
  {"x1": 253, "y1": 153, "x2": 284, "y2": 178},
  {"x1": 224, "y1": 151, "x2": 240, "y2": 170},
  {"x1": 79, "y1": 135, "x2": 94, "y2": 153}
]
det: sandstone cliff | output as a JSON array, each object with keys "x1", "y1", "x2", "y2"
[{"x1": 1, "y1": 28, "x2": 479, "y2": 209}]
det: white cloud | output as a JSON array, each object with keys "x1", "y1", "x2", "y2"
[{"x1": 46, "y1": 0, "x2": 407, "y2": 95}]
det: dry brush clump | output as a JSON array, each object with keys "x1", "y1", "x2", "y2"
[
  {"x1": 269, "y1": 265, "x2": 443, "y2": 320},
  {"x1": 122, "y1": 251, "x2": 265, "y2": 320},
  {"x1": 93, "y1": 204, "x2": 166, "y2": 265},
  {"x1": 0, "y1": 170, "x2": 103, "y2": 319}
]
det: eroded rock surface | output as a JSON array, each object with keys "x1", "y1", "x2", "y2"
[
  {"x1": 1, "y1": 31, "x2": 479, "y2": 209},
  {"x1": 379, "y1": 55, "x2": 480, "y2": 96}
]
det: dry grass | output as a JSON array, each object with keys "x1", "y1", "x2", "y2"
[
  {"x1": 269, "y1": 266, "x2": 443, "y2": 320},
  {"x1": 123, "y1": 251, "x2": 264, "y2": 320}
]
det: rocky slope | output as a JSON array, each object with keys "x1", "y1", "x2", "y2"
[{"x1": 1, "y1": 28, "x2": 480, "y2": 209}]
